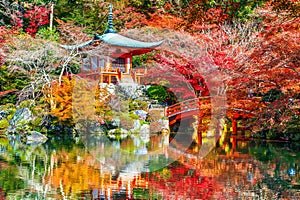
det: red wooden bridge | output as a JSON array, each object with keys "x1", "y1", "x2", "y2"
[
  {"x1": 164, "y1": 97, "x2": 211, "y2": 126},
  {"x1": 164, "y1": 96, "x2": 263, "y2": 134}
]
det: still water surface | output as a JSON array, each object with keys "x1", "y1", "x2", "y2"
[{"x1": 0, "y1": 133, "x2": 299, "y2": 199}]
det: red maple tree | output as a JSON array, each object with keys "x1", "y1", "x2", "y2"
[{"x1": 23, "y1": 6, "x2": 50, "y2": 36}]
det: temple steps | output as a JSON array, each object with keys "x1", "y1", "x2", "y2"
[{"x1": 120, "y1": 74, "x2": 134, "y2": 84}]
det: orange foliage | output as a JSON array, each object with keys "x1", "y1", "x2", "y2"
[
  {"x1": 47, "y1": 150, "x2": 112, "y2": 197},
  {"x1": 44, "y1": 77, "x2": 74, "y2": 122},
  {"x1": 45, "y1": 76, "x2": 112, "y2": 123},
  {"x1": 46, "y1": 149, "x2": 147, "y2": 198},
  {"x1": 144, "y1": 13, "x2": 184, "y2": 30}
]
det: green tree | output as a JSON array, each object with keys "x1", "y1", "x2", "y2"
[
  {"x1": 54, "y1": 0, "x2": 109, "y2": 34},
  {"x1": 146, "y1": 85, "x2": 177, "y2": 104},
  {"x1": 0, "y1": 65, "x2": 29, "y2": 104}
]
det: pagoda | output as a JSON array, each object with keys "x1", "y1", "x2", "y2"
[{"x1": 61, "y1": 4, "x2": 163, "y2": 84}]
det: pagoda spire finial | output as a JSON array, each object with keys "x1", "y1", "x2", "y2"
[{"x1": 104, "y1": 4, "x2": 117, "y2": 34}]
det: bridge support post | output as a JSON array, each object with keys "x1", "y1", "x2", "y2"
[
  {"x1": 195, "y1": 116, "x2": 202, "y2": 145},
  {"x1": 197, "y1": 131, "x2": 202, "y2": 145},
  {"x1": 232, "y1": 118, "x2": 237, "y2": 135},
  {"x1": 231, "y1": 136, "x2": 237, "y2": 153},
  {"x1": 215, "y1": 121, "x2": 221, "y2": 147},
  {"x1": 232, "y1": 113, "x2": 240, "y2": 135}
]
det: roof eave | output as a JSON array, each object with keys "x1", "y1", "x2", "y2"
[{"x1": 59, "y1": 40, "x2": 94, "y2": 50}]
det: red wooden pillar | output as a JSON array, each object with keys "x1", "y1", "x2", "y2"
[
  {"x1": 231, "y1": 135, "x2": 237, "y2": 152},
  {"x1": 232, "y1": 113, "x2": 240, "y2": 135},
  {"x1": 215, "y1": 117, "x2": 221, "y2": 146},
  {"x1": 197, "y1": 117, "x2": 202, "y2": 145},
  {"x1": 197, "y1": 131, "x2": 202, "y2": 145},
  {"x1": 232, "y1": 119, "x2": 237, "y2": 135}
]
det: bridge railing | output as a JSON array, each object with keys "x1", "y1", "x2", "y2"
[{"x1": 165, "y1": 97, "x2": 211, "y2": 117}]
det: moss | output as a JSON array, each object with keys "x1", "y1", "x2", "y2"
[
  {"x1": 129, "y1": 100, "x2": 148, "y2": 111},
  {"x1": 120, "y1": 114, "x2": 134, "y2": 130},
  {"x1": 140, "y1": 120, "x2": 150, "y2": 125},
  {"x1": 19, "y1": 100, "x2": 35, "y2": 111},
  {"x1": 1, "y1": 103, "x2": 16, "y2": 113},
  {"x1": 0, "y1": 119, "x2": 9, "y2": 129},
  {"x1": 7, "y1": 114, "x2": 13, "y2": 121},
  {"x1": 129, "y1": 112, "x2": 140, "y2": 120}
]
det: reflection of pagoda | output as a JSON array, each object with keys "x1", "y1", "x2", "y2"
[{"x1": 62, "y1": 4, "x2": 163, "y2": 84}]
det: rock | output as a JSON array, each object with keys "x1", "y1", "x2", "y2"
[
  {"x1": 107, "y1": 128, "x2": 129, "y2": 140},
  {"x1": 110, "y1": 119, "x2": 120, "y2": 128},
  {"x1": 108, "y1": 95, "x2": 121, "y2": 111},
  {"x1": 117, "y1": 82, "x2": 139, "y2": 99},
  {"x1": 87, "y1": 122, "x2": 107, "y2": 135},
  {"x1": 158, "y1": 119, "x2": 169, "y2": 130},
  {"x1": 26, "y1": 131, "x2": 48, "y2": 145},
  {"x1": 99, "y1": 83, "x2": 116, "y2": 95},
  {"x1": 0, "y1": 110, "x2": 7, "y2": 120},
  {"x1": 108, "y1": 128, "x2": 128, "y2": 135},
  {"x1": 133, "y1": 120, "x2": 141, "y2": 130},
  {"x1": 150, "y1": 119, "x2": 169, "y2": 133},
  {"x1": 9, "y1": 108, "x2": 33, "y2": 127},
  {"x1": 140, "y1": 124, "x2": 150, "y2": 134},
  {"x1": 140, "y1": 124, "x2": 150, "y2": 143},
  {"x1": 150, "y1": 121, "x2": 162, "y2": 133},
  {"x1": 134, "y1": 110, "x2": 148, "y2": 120}
]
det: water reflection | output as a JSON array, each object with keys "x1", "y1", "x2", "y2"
[{"x1": 0, "y1": 134, "x2": 299, "y2": 199}]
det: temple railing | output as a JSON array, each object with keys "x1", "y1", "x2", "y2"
[
  {"x1": 101, "y1": 67, "x2": 121, "y2": 73},
  {"x1": 112, "y1": 64, "x2": 126, "y2": 73},
  {"x1": 132, "y1": 68, "x2": 148, "y2": 84},
  {"x1": 77, "y1": 66, "x2": 152, "y2": 85}
]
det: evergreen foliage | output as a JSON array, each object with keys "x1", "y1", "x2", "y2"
[
  {"x1": 146, "y1": 85, "x2": 177, "y2": 104},
  {"x1": 0, "y1": 66, "x2": 29, "y2": 104}
]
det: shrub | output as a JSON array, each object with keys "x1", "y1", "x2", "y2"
[
  {"x1": 0, "y1": 119, "x2": 9, "y2": 129},
  {"x1": 262, "y1": 88, "x2": 284, "y2": 102},
  {"x1": 129, "y1": 100, "x2": 148, "y2": 111}
]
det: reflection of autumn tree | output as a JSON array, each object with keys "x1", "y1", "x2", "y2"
[
  {"x1": 46, "y1": 144, "x2": 150, "y2": 199},
  {"x1": 148, "y1": 162, "x2": 216, "y2": 199},
  {"x1": 49, "y1": 150, "x2": 109, "y2": 198}
]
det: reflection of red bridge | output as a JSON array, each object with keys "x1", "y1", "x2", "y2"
[
  {"x1": 165, "y1": 97, "x2": 262, "y2": 134},
  {"x1": 167, "y1": 136, "x2": 255, "y2": 172}
]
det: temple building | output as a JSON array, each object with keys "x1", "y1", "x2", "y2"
[{"x1": 61, "y1": 4, "x2": 163, "y2": 84}]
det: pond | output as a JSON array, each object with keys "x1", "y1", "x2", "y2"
[{"x1": 0, "y1": 132, "x2": 299, "y2": 199}]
